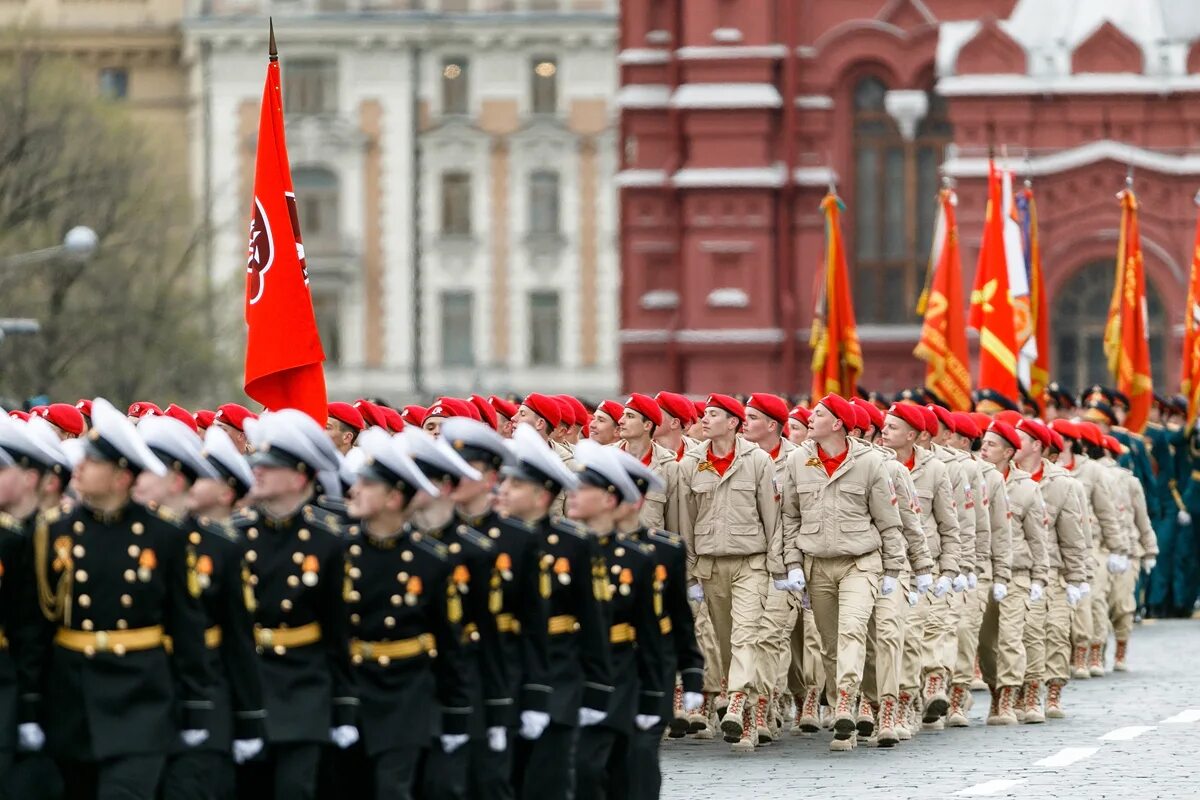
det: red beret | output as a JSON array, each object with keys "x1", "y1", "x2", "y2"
[
  {"x1": 850, "y1": 403, "x2": 871, "y2": 434},
  {"x1": 164, "y1": 403, "x2": 199, "y2": 434},
  {"x1": 1049, "y1": 418, "x2": 1082, "y2": 442},
  {"x1": 381, "y1": 407, "x2": 406, "y2": 432},
  {"x1": 706, "y1": 393, "x2": 746, "y2": 423},
  {"x1": 75, "y1": 399, "x2": 93, "y2": 419},
  {"x1": 994, "y1": 410, "x2": 1023, "y2": 427},
  {"x1": 1076, "y1": 421, "x2": 1105, "y2": 448},
  {"x1": 986, "y1": 420, "x2": 1021, "y2": 450},
  {"x1": 553, "y1": 397, "x2": 574, "y2": 428},
  {"x1": 1103, "y1": 434, "x2": 1124, "y2": 455},
  {"x1": 488, "y1": 395, "x2": 519, "y2": 420},
  {"x1": 401, "y1": 405, "x2": 427, "y2": 427},
  {"x1": 1016, "y1": 418, "x2": 1051, "y2": 450},
  {"x1": 43, "y1": 403, "x2": 86, "y2": 436},
  {"x1": 128, "y1": 401, "x2": 163, "y2": 419},
  {"x1": 818, "y1": 394, "x2": 854, "y2": 429},
  {"x1": 29, "y1": 406, "x2": 47, "y2": 416},
  {"x1": 850, "y1": 397, "x2": 883, "y2": 432},
  {"x1": 1048, "y1": 428, "x2": 1065, "y2": 453},
  {"x1": 689, "y1": 399, "x2": 705, "y2": 420},
  {"x1": 655, "y1": 391, "x2": 696, "y2": 425},
  {"x1": 747, "y1": 393, "x2": 789, "y2": 427},
  {"x1": 950, "y1": 412, "x2": 981, "y2": 440},
  {"x1": 625, "y1": 392, "x2": 663, "y2": 426},
  {"x1": 469, "y1": 395, "x2": 500, "y2": 431},
  {"x1": 789, "y1": 404, "x2": 812, "y2": 426},
  {"x1": 194, "y1": 409, "x2": 216, "y2": 430},
  {"x1": 918, "y1": 406, "x2": 939, "y2": 436},
  {"x1": 354, "y1": 400, "x2": 388, "y2": 430},
  {"x1": 8, "y1": 410, "x2": 29, "y2": 421},
  {"x1": 558, "y1": 395, "x2": 590, "y2": 428},
  {"x1": 523, "y1": 393, "x2": 562, "y2": 429},
  {"x1": 594, "y1": 400, "x2": 625, "y2": 424},
  {"x1": 968, "y1": 412, "x2": 994, "y2": 435},
  {"x1": 328, "y1": 402, "x2": 365, "y2": 431},
  {"x1": 887, "y1": 402, "x2": 926, "y2": 434},
  {"x1": 927, "y1": 404, "x2": 956, "y2": 434},
  {"x1": 214, "y1": 403, "x2": 256, "y2": 432},
  {"x1": 428, "y1": 397, "x2": 478, "y2": 421}
]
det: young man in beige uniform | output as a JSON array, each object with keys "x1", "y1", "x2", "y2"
[
  {"x1": 678, "y1": 394, "x2": 784, "y2": 752},
  {"x1": 614, "y1": 393, "x2": 680, "y2": 533},
  {"x1": 1101, "y1": 437, "x2": 1157, "y2": 671},
  {"x1": 514, "y1": 393, "x2": 576, "y2": 517},
  {"x1": 780, "y1": 394, "x2": 906, "y2": 751}
]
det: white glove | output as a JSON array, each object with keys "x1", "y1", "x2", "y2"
[
  {"x1": 683, "y1": 691, "x2": 704, "y2": 712},
  {"x1": 1029, "y1": 582, "x2": 1044, "y2": 603},
  {"x1": 906, "y1": 591, "x2": 918, "y2": 607},
  {"x1": 687, "y1": 583, "x2": 704, "y2": 603},
  {"x1": 440, "y1": 734, "x2": 469, "y2": 754},
  {"x1": 992, "y1": 583, "x2": 1008, "y2": 602},
  {"x1": 519, "y1": 710, "x2": 550, "y2": 740},
  {"x1": 968, "y1": 572, "x2": 978, "y2": 590},
  {"x1": 233, "y1": 738, "x2": 264, "y2": 764},
  {"x1": 914, "y1": 573, "x2": 933, "y2": 594},
  {"x1": 180, "y1": 729, "x2": 209, "y2": 748},
  {"x1": 1065, "y1": 584, "x2": 1082, "y2": 608},
  {"x1": 1143, "y1": 558, "x2": 1157, "y2": 572},
  {"x1": 786, "y1": 567, "x2": 806, "y2": 592},
  {"x1": 330, "y1": 725, "x2": 359, "y2": 749},
  {"x1": 881, "y1": 576, "x2": 897, "y2": 596},
  {"x1": 933, "y1": 576, "x2": 952, "y2": 598},
  {"x1": 773, "y1": 577, "x2": 789, "y2": 591},
  {"x1": 486, "y1": 726, "x2": 507, "y2": 753},
  {"x1": 579, "y1": 707, "x2": 607, "y2": 727},
  {"x1": 1107, "y1": 553, "x2": 1126, "y2": 574},
  {"x1": 1079, "y1": 582, "x2": 1091, "y2": 597},
  {"x1": 17, "y1": 722, "x2": 45, "y2": 752},
  {"x1": 1179, "y1": 510, "x2": 1192, "y2": 526},
  {"x1": 952, "y1": 574, "x2": 969, "y2": 593},
  {"x1": 635, "y1": 714, "x2": 661, "y2": 731}
]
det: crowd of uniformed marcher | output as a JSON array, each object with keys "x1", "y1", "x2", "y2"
[{"x1": 0, "y1": 383, "x2": 1188, "y2": 798}]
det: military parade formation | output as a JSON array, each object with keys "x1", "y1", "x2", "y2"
[{"x1": 0, "y1": 381, "x2": 1186, "y2": 800}]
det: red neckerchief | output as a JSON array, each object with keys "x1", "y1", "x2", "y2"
[
  {"x1": 769, "y1": 441, "x2": 782, "y2": 461},
  {"x1": 903, "y1": 451, "x2": 916, "y2": 471},
  {"x1": 707, "y1": 444, "x2": 735, "y2": 477},
  {"x1": 816, "y1": 444, "x2": 848, "y2": 478},
  {"x1": 640, "y1": 446, "x2": 654, "y2": 467},
  {"x1": 676, "y1": 441, "x2": 686, "y2": 462},
  {"x1": 1002, "y1": 465, "x2": 1010, "y2": 480},
  {"x1": 1031, "y1": 465, "x2": 1044, "y2": 483}
]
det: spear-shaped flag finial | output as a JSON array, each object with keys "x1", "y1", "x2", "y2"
[{"x1": 269, "y1": 18, "x2": 278, "y2": 62}]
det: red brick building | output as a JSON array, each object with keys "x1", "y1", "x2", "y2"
[{"x1": 618, "y1": 0, "x2": 1200, "y2": 398}]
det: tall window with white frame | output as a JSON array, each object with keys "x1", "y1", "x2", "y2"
[
  {"x1": 529, "y1": 170, "x2": 560, "y2": 236},
  {"x1": 531, "y1": 56, "x2": 558, "y2": 115},
  {"x1": 284, "y1": 58, "x2": 338, "y2": 115},
  {"x1": 442, "y1": 56, "x2": 469, "y2": 116},
  {"x1": 441, "y1": 172, "x2": 472, "y2": 236},
  {"x1": 440, "y1": 291, "x2": 474, "y2": 367},
  {"x1": 529, "y1": 291, "x2": 560, "y2": 366}
]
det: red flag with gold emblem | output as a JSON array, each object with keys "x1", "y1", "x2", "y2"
[
  {"x1": 1103, "y1": 186, "x2": 1153, "y2": 433},
  {"x1": 810, "y1": 192, "x2": 862, "y2": 398},
  {"x1": 914, "y1": 188, "x2": 971, "y2": 411},
  {"x1": 968, "y1": 160, "x2": 1019, "y2": 401},
  {"x1": 243, "y1": 34, "x2": 328, "y2": 424},
  {"x1": 1183, "y1": 195, "x2": 1200, "y2": 428},
  {"x1": 1022, "y1": 185, "x2": 1051, "y2": 405}
]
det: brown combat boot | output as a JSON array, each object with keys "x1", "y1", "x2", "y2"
[
  {"x1": 895, "y1": 691, "x2": 913, "y2": 740},
  {"x1": 1023, "y1": 680, "x2": 1045, "y2": 724},
  {"x1": 922, "y1": 672, "x2": 949, "y2": 722},
  {"x1": 668, "y1": 684, "x2": 688, "y2": 737},
  {"x1": 832, "y1": 689, "x2": 856, "y2": 740},
  {"x1": 690, "y1": 693, "x2": 714, "y2": 739},
  {"x1": 1088, "y1": 643, "x2": 1105, "y2": 677},
  {"x1": 1071, "y1": 646, "x2": 1091, "y2": 679},
  {"x1": 796, "y1": 687, "x2": 821, "y2": 733},
  {"x1": 1013, "y1": 685, "x2": 1026, "y2": 723},
  {"x1": 856, "y1": 696, "x2": 875, "y2": 738},
  {"x1": 947, "y1": 684, "x2": 970, "y2": 727},
  {"x1": 715, "y1": 678, "x2": 729, "y2": 715},
  {"x1": 971, "y1": 656, "x2": 988, "y2": 691},
  {"x1": 1114, "y1": 639, "x2": 1129, "y2": 671},
  {"x1": 993, "y1": 686, "x2": 1018, "y2": 725},
  {"x1": 986, "y1": 687, "x2": 1003, "y2": 725},
  {"x1": 731, "y1": 705, "x2": 757, "y2": 753},
  {"x1": 1045, "y1": 680, "x2": 1065, "y2": 719},
  {"x1": 720, "y1": 691, "x2": 748, "y2": 741},
  {"x1": 876, "y1": 696, "x2": 899, "y2": 747},
  {"x1": 754, "y1": 694, "x2": 773, "y2": 745}
]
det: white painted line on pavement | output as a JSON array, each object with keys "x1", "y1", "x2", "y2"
[
  {"x1": 1098, "y1": 725, "x2": 1156, "y2": 741},
  {"x1": 1035, "y1": 746, "x2": 1099, "y2": 767},
  {"x1": 1161, "y1": 709, "x2": 1200, "y2": 724},
  {"x1": 955, "y1": 779, "x2": 1027, "y2": 796}
]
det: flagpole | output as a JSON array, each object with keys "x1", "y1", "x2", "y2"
[{"x1": 269, "y1": 18, "x2": 277, "y2": 62}]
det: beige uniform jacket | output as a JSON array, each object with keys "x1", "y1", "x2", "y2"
[
  {"x1": 1071, "y1": 456, "x2": 1126, "y2": 555},
  {"x1": 550, "y1": 439, "x2": 575, "y2": 517},
  {"x1": 679, "y1": 437, "x2": 784, "y2": 576},
  {"x1": 780, "y1": 438, "x2": 907, "y2": 575},
  {"x1": 980, "y1": 461, "x2": 1013, "y2": 583},
  {"x1": 1004, "y1": 466, "x2": 1051, "y2": 584},
  {"x1": 771, "y1": 438, "x2": 798, "y2": 483},
  {"x1": 1036, "y1": 460, "x2": 1089, "y2": 585},
  {"x1": 1121, "y1": 471, "x2": 1158, "y2": 558},
  {"x1": 881, "y1": 450, "x2": 935, "y2": 574},
  {"x1": 969, "y1": 457, "x2": 992, "y2": 577},
  {"x1": 617, "y1": 440, "x2": 681, "y2": 533},
  {"x1": 909, "y1": 447, "x2": 961, "y2": 577},
  {"x1": 1065, "y1": 476, "x2": 1096, "y2": 581},
  {"x1": 935, "y1": 445, "x2": 977, "y2": 574}
]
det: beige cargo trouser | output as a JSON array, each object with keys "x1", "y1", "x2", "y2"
[
  {"x1": 1108, "y1": 558, "x2": 1138, "y2": 641},
  {"x1": 1021, "y1": 573, "x2": 1050, "y2": 683},
  {"x1": 862, "y1": 574, "x2": 910, "y2": 702},
  {"x1": 786, "y1": 607, "x2": 826, "y2": 697},
  {"x1": 805, "y1": 553, "x2": 881, "y2": 699},
  {"x1": 759, "y1": 587, "x2": 798, "y2": 692},
  {"x1": 695, "y1": 554, "x2": 769, "y2": 696},
  {"x1": 901, "y1": 586, "x2": 958, "y2": 693},
  {"x1": 1043, "y1": 574, "x2": 1074, "y2": 683},
  {"x1": 952, "y1": 580, "x2": 988, "y2": 685},
  {"x1": 978, "y1": 572, "x2": 1031, "y2": 688},
  {"x1": 693, "y1": 598, "x2": 724, "y2": 693},
  {"x1": 1090, "y1": 545, "x2": 1114, "y2": 645},
  {"x1": 1071, "y1": 584, "x2": 1094, "y2": 648}
]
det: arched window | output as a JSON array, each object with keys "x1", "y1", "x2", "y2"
[
  {"x1": 851, "y1": 78, "x2": 952, "y2": 324},
  {"x1": 1053, "y1": 259, "x2": 1167, "y2": 392},
  {"x1": 292, "y1": 167, "x2": 340, "y2": 253}
]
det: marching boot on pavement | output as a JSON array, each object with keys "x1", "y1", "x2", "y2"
[
  {"x1": 678, "y1": 395, "x2": 784, "y2": 752},
  {"x1": 343, "y1": 429, "x2": 472, "y2": 800},
  {"x1": 498, "y1": 424, "x2": 613, "y2": 800},
  {"x1": 442, "y1": 418, "x2": 553, "y2": 800},
  {"x1": 568, "y1": 441, "x2": 669, "y2": 794},
  {"x1": 16, "y1": 398, "x2": 214, "y2": 800},
  {"x1": 134, "y1": 418, "x2": 266, "y2": 800},
  {"x1": 613, "y1": 449, "x2": 704, "y2": 800},
  {"x1": 780, "y1": 395, "x2": 906, "y2": 752},
  {"x1": 235, "y1": 410, "x2": 356, "y2": 800}
]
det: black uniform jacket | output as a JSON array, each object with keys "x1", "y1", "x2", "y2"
[{"x1": 0, "y1": 512, "x2": 28, "y2": 753}]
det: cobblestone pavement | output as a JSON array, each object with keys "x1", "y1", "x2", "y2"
[{"x1": 660, "y1": 619, "x2": 1200, "y2": 799}]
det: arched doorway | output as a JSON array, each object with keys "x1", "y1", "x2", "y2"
[{"x1": 1052, "y1": 259, "x2": 1167, "y2": 393}]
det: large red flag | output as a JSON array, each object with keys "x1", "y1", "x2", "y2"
[
  {"x1": 1104, "y1": 187, "x2": 1152, "y2": 432},
  {"x1": 914, "y1": 188, "x2": 971, "y2": 411},
  {"x1": 810, "y1": 192, "x2": 862, "y2": 398},
  {"x1": 1022, "y1": 185, "x2": 1050, "y2": 405},
  {"x1": 243, "y1": 41, "x2": 328, "y2": 424},
  {"x1": 1183, "y1": 196, "x2": 1200, "y2": 428},
  {"x1": 968, "y1": 160, "x2": 1019, "y2": 401}
]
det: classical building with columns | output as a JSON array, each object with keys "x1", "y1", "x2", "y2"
[
  {"x1": 186, "y1": 0, "x2": 618, "y2": 401},
  {"x1": 618, "y1": 0, "x2": 1200, "y2": 396}
]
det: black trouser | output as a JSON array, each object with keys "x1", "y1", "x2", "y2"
[
  {"x1": 513, "y1": 723, "x2": 577, "y2": 800},
  {"x1": 236, "y1": 743, "x2": 321, "y2": 800},
  {"x1": 372, "y1": 748, "x2": 421, "y2": 800},
  {"x1": 61, "y1": 754, "x2": 166, "y2": 800},
  {"x1": 621, "y1": 723, "x2": 664, "y2": 800},
  {"x1": 419, "y1": 741, "x2": 467, "y2": 800},
  {"x1": 573, "y1": 727, "x2": 618, "y2": 800},
  {"x1": 467, "y1": 736, "x2": 514, "y2": 800},
  {"x1": 3, "y1": 752, "x2": 63, "y2": 800},
  {"x1": 0, "y1": 751, "x2": 10, "y2": 800},
  {"x1": 161, "y1": 750, "x2": 235, "y2": 800}
]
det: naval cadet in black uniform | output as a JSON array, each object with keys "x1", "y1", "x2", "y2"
[
  {"x1": 497, "y1": 424, "x2": 613, "y2": 800},
  {"x1": 235, "y1": 409, "x2": 356, "y2": 800},
  {"x1": 567, "y1": 440, "x2": 668, "y2": 800},
  {"x1": 611, "y1": 448, "x2": 704, "y2": 800},
  {"x1": 342, "y1": 428, "x2": 471, "y2": 800},
  {"x1": 134, "y1": 416, "x2": 266, "y2": 800},
  {"x1": 16, "y1": 397, "x2": 214, "y2": 800},
  {"x1": 441, "y1": 416, "x2": 552, "y2": 800}
]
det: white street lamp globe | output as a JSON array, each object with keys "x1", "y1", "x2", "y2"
[{"x1": 62, "y1": 226, "x2": 99, "y2": 261}]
